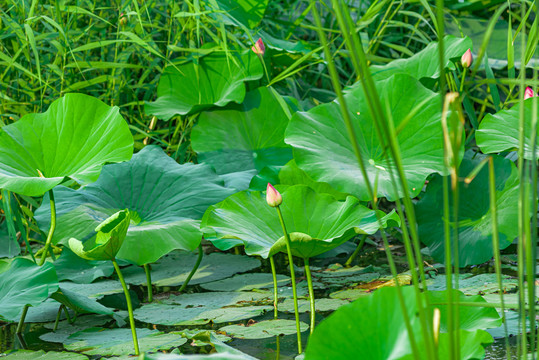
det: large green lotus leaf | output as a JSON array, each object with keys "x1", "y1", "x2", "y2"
[
  {"x1": 0, "y1": 257, "x2": 58, "y2": 321},
  {"x1": 0, "y1": 93, "x2": 133, "y2": 197},
  {"x1": 64, "y1": 327, "x2": 187, "y2": 356},
  {"x1": 249, "y1": 160, "x2": 350, "y2": 200},
  {"x1": 341, "y1": 36, "x2": 471, "y2": 89},
  {"x1": 286, "y1": 74, "x2": 447, "y2": 201},
  {"x1": 425, "y1": 273, "x2": 518, "y2": 295},
  {"x1": 40, "y1": 314, "x2": 111, "y2": 343},
  {"x1": 50, "y1": 286, "x2": 114, "y2": 316},
  {"x1": 210, "y1": 0, "x2": 268, "y2": 29},
  {"x1": 202, "y1": 185, "x2": 394, "y2": 258},
  {"x1": 416, "y1": 151, "x2": 520, "y2": 266},
  {"x1": 304, "y1": 286, "x2": 497, "y2": 360},
  {"x1": 191, "y1": 87, "x2": 293, "y2": 190},
  {"x1": 145, "y1": 52, "x2": 263, "y2": 121},
  {"x1": 35, "y1": 146, "x2": 233, "y2": 265},
  {"x1": 53, "y1": 247, "x2": 114, "y2": 284},
  {"x1": 69, "y1": 210, "x2": 130, "y2": 261},
  {"x1": 4, "y1": 350, "x2": 88, "y2": 359},
  {"x1": 200, "y1": 273, "x2": 290, "y2": 292},
  {"x1": 476, "y1": 100, "x2": 539, "y2": 160}
]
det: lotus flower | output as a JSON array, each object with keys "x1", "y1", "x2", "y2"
[
  {"x1": 525, "y1": 86, "x2": 536, "y2": 100},
  {"x1": 251, "y1": 38, "x2": 265, "y2": 56},
  {"x1": 266, "y1": 183, "x2": 282, "y2": 207},
  {"x1": 461, "y1": 49, "x2": 473, "y2": 68}
]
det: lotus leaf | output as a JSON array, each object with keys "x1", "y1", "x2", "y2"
[
  {"x1": 145, "y1": 52, "x2": 263, "y2": 121},
  {"x1": 36, "y1": 146, "x2": 233, "y2": 265},
  {"x1": 64, "y1": 327, "x2": 187, "y2": 356},
  {"x1": 285, "y1": 74, "x2": 447, "y2": 201},
  {"x1": 476, "y1": 99, "x2": 539, "y2": 159},
  {"x1": 202, "y1": 185, "x2": 395, "y2": 258},
  {"x1": 53, "y1": 247, "x2": 114, "y2": 284},
  {"x1": 200, "y1": 273, "x2": 290, "y2": 292},
  {"x1": 3, "y1": 350, "x2": 88, "y2": 359},
  {"x1": 416, "y1": 151, "x2": 520, "y2": 265},
  {"x1": 69, "y1": 210, "x2": 130, "y2": 261},
  {"x1": 0, "y1": 93, "x2": 133, "y2": 196},
  {"x1": 220, "y1": 319, "x2": 309, "y2": 339},
  {"x1": 304, "y1": 286, "x2": 498, "y2": 360},
  {"x1": 191, "y1": 87, "x2": 292, "y2": 190},
  {"x1": 0, "y1": 257, "x2": 58, "y2": 321}
]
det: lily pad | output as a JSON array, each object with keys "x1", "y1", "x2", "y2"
[
  {"x1": 40, "y1": 315, "x2": 111, "y2": 343},
  {"x1": 0, "y1": 93, "x2": 133, "y2": 196},
  {"x1": 220, "y1": 319, "x2": 309, "y2": 339},
  {"x1": 425, "y1": 273, "x2": 518, "y2": 295},
  {"x1": 477, "y1": 100, "x2": 539, "y2": 160},
  {"x1": 285, "y1": 74, "x2": 447, "y2": 201},
  {"x1": 200, "y1": 273, "x2": 290, "y2": 292},
  {"x1": 203, "y1": 185, "x2": 394, "y2": 258},
  {"x1": 53, "y1": 248, "x2": 114, "y2": 284},
  {"x1": 59, "y1": 280, "x2": 124, "y2": 299},
  {"x1": 36, "y1": 146, "x2": 233, "y2": 265},
  {"x1": 279, "y1": 298, "x2": 349, "y2": 313},
  {"x1": 416, "y1": 151, "x2": 520, "y2": 265},
  {"x1": 145, "y1": 52, "x2": 263, "y2": 121},
  {"x1": 123, "y1": 251, "x2": 261, "y2": 287},
  {"x1": 4, "y1": 350, "x2": 88, "y2": 359},
  {"x1": 51, "y1": 286, "x2": 114, "y2": 316},
  {"x1": 64, "y1": 327, "x2": 187, "y2": 356},
  {"x1": 134, "y1": 291, "x2": 271, "y2": 325},
  {"x1": 191, "y1": 87, "x2": 293, "y2": 190},
  {"x1": 0, "y1": 257, "x2": 58, "y2": 322}
]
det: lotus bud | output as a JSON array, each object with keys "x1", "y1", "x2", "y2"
[
  {"x1": 266, "y1": 183, "x2": 282, "y2": 207},
  {"x1": 251, "y1": 38, "x2": 265, "y2": 56},
  {"x1": 525, "y1": 86, "x2": 536, "y2": 100},
  {"x1": 461, "y1": 49, "x2": 473, "y2": 68},
  {"x1": 119, "y1": 13, "x2": 127, "y2": 27}
]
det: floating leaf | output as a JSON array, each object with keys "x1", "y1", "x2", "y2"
[
  {"x1": 64, "y1": 328, "x2": 187, "y2": 356},
  {"x1": 40, "y1": 315, "x2": 111, "y2": 343},
  {"x1": 3, "y1": 350, "x2": 88, "y2": 359},
  {"x1": 200, "y1": 273, "x2": 290, "y2": 292},
  {"x1": 220, "y1": 319, "x2": 308, "y2": 339},
  {"x1": 0, "y1": 258, "x2": 58, "y2": 322},
  {"x1": 477, "y1": 100, "x2": 539, "y2": 160},
  {"x1": 279, "y1": 298, "x2": 349, "y2": 313},
  {"x1": 425, "y1": 273, "x2": 518, "y2": 295},
  {"x1": 134, "y1": 292, "x2": 272, "y2": 326},
  {"x1": 0, "y1": 93, "x2": 133, "y2": 196},
  {"x1": 203, "y1": 185, "x2": 395, "y2": 258},
  {"x1": 416, "y1": 151, "x2": 520, "y2": 265},
  {"x1": 286, "y1": 74, "x2": 447, "y2": 201},
  {"x1": 36, "y1": 146, "x2": 233, "y2": 265},
  {"x1": 123, "y1": 251, "x2": 260, "y2": 287},
  {"x1": 145, "y1": 52, "x2": 263, "y2": 121},
  {"x1": 51, "y1": 286, "x2": 114, "y2": 316},
  {"x1": 191, "y1": 87, "x2": 292, "y2": 190}
]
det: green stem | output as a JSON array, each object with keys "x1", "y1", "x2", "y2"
[
  {"x1": 53, "y1": 305, "x2": 64, "y2": 331},
  {"x1": 38, "y1": 189, "x2": 56, "y2": 266},
  {"x1": 179, "y1": 243, "x2": 203, "y2": 292},
  {"x1": 16, "y1": 305, "x2": 29, "y2": 334},
  {"x1": 112, "y1": 259, "x2": 139, "y2": 356},
  {"x1": 304, "y1": 258, "x2": 315, "y2": 335},
  {"x1": 275, "y1": 206, "x2": 302, "y2": 354},
  {"x1": 459, "y1": 67, "x2": 467, "y2": 93},
  {"x1": 344, "y1": 235, "x2": 367, "y2": 267},
  {"x1": 270, "y1": 255, "x2": 279, "y2": 319},
  {"x1": 143, "y1": 264, "x2": 153, "y2": 302}
]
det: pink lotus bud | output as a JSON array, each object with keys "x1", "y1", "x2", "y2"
[
  {"x1": 461, "y1": 49, "x2": 473, "y2": 68},
  {"x1": 251, "y1": 38, "x2": 265, "y2": 56},
  {"x1": 266, "y1": 183, "x2": 282, "y2": 207},
  {"x1": 119, "y1": 13, "x2": 127, "y2": 26},
  {"x1": 525, "y1": 86, "x2": 536, "y2": 100}
]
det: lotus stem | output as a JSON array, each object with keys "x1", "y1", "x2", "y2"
[
  {"x1": 304, "y1": 258, "x2": 315, "y2": 335},
  {"x1": 459, "y1": 67, "x2": 467, "y2": 93},
  {"x1": 275, "y1": 206, "x2": 302, "y2": 354},
  {"x1": 179, "y1": 243, "x2": 203, "y2": 293},
  {"x1": 38, "y1": 189, "x2": 56, "y2": 266},
  {"x1": 344, "y1": 235, "x2": 367, "y2": 267},
  {"x1": 269, "y1": 255, "x2": 279, "y2": 319},
  {"x1": 143, "y1": 264, "x2": 153, "y2": 302},
  {"x1": 112, "y1": 258, "x2": 139, "y2": 356},
  {"x1": 53, "y1": 305, "x2": 64, "y2": 331},
  {"x1": 16, "y1": 305, "x2": 29, "y2": 334}
]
